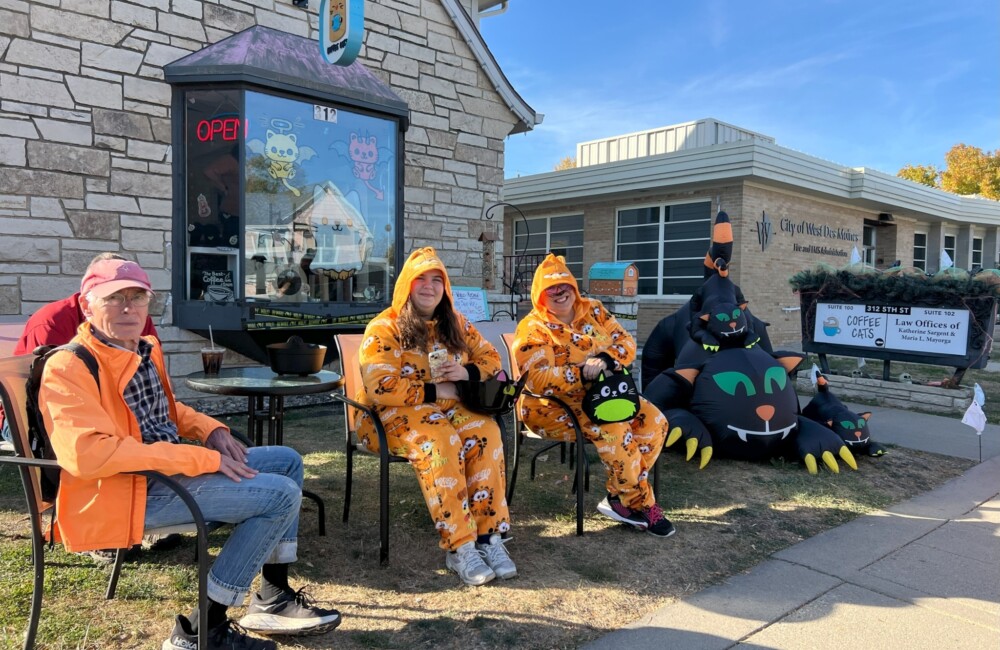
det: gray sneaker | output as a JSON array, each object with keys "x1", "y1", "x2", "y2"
[
  {"x1": 238, "y1": 588, "x2": 341, "y2": 636},
  {"x1": 476, "y1": 534, "x2": 517, "y2": 580},
  {"x1": 445, "y1": 541, "x2": 495, "y2": 586}
]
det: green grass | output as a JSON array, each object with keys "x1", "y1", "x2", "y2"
[{"x1": 0, "y1": 403, "x2": 978, "y2": 650}]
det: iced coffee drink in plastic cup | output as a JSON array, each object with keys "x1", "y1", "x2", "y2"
[{"x1": 201, "y1": 347, "x2": 224, "y2": 375}]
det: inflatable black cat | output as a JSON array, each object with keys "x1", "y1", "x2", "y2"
[
  {"x1": 802, "y1": 373, "x2": 885, "y2": 457},
  {"x1": 644, "y1": 212, "x2": 856, "y2": 474}
]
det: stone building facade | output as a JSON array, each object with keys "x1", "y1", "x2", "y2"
[{"x1": 0, "y1": 0, "x2": 538, "y2": 374}]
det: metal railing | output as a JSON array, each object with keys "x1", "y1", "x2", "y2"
[{"x1": 502, "y1": 253, "x2": 548, "y2": 297}]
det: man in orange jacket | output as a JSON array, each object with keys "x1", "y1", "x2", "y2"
[{"x1": 39, "y1": 259, "x2": 341, "y2": 650}]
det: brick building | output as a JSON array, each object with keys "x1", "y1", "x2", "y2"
[
  {"x1": 500, "y1": 119, "x2": 1000, "y2": 347},
  {"x1": 0, "y1": 0, "x2": 539, "y2": 372}
]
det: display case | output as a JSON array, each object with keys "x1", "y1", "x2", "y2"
[{"x1": 165, "y1": 26, "x2": 408, "y2": 362}]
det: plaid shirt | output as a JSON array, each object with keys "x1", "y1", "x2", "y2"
[{"x1": 92, "y1": 328, "x2": 180, "y2": 445}]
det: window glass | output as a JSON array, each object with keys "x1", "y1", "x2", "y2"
[
  {"x1": 510, "y1": 215, "x2": 584, "y2": 288},
  {"x1": 242, "y1": 90, "x2": 397, "y2": 304},
  {"x1": 617, "y1": 201, "x2": 710, "y2": 296},
  {"x1": 913, "y1": 232, "x2": 927, "y2": 271},
  {"x1": 618, "y1": 207, "x2": 659, "y2": 227},
  {"x1": 972, "y1": 237, "x2": 983, "y2": 267},
  {"x1": 944, "y1": 234, "x2": 957, "y2": 264},
  {"x1": 863, "y1": 223, "x2": 876, "y2": 267},
  {"x1": 184, "y1": 88, "x2": 243, "y2": 301}
]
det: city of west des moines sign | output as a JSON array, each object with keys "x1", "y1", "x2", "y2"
[{"x1": 813, "y1": 303, "x2": 969, "y2": 355}]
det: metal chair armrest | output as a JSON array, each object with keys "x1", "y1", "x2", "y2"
[
  {"x1": 520, "y1": 389, "x2": 586, "y2": 437},
  {"x1": 329, "y1": 393, "x2": 395, "y2": 464},
  {"x1": 129, "y1": 470, "x2": 208, "y2": 650}
]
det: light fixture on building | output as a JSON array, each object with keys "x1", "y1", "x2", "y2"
[
  {"x1": 878, "y1": 212, "x2": 894, "y2": 223},
  {"x1": 292, "y1": 0, "x2": 308, "y2": 7}
]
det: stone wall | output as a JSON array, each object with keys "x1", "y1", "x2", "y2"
[
  {"x1": 0, "y1": 0, "x2": 519, "y2": 376},
  {"x1": 796, "y1": 373, "x2": 973, "y2": 415}
]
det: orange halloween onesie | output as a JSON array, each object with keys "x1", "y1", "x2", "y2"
[
  {"x1": 514, "y1": 254, "x2": 668, "y2": 513},
  {"x1": 356, "y1": 248, "x2": 510, "y2": 551}
]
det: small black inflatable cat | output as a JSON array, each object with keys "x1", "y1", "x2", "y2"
[{"x1": 802, "y1": 374, "x2": 886, "y2": 457}]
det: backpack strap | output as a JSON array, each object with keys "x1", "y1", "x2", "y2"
[
  {"x1": 37, "y1": 343, "x2": 100, "y2": 392},
  {"x1": 58, "y1": 343, "x2": 100, "y2": 391}
]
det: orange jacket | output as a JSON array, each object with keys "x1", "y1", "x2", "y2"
[
  {"x1": 39, "y1": 324, "x2": 225, "y2": 552},
  {"x1": 358, "y1": 247, "x2": 501, "y2": 408},
  {"x1": 514, "y1": 254, "x2": 636, "y2": 404}
]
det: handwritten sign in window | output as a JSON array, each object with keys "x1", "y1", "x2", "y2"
[{"x1": 452, "y1": 286, "x2": 490, "y2": 322}]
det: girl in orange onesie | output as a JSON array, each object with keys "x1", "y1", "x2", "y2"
[
  {"x1": 514, "y1": 254, "x2": 675, "y2": 537},
  {"x1": 356, "y1": 247, "x2": 516, "y2": 585}
]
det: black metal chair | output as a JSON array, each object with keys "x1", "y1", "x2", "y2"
[
  {"x1": 332, "y1": 333, "x2": 509, "y2": 564},
  {"x1": 500, "y1": 333, "x2": 660, "y2": 535},
  {"x1": 500, "y1": 332, "x2": 591, "y2": 535},
  {"x1": 0, "y1": 354, "x2": 210, "y2": 650},
  {"x1": 331, "y1": 333, "x2": 409, "y2": 565}
]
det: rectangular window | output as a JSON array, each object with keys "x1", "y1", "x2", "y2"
[
  {"x1": 944, "y1": 234, "x2": 957, "y2": 267},
  {"x1": 617, "y1": 201, "x2": 711, "y2": 296},
  {"x1": 185, "y1": 88, "x2": 243, "y2": 301},
  {"x1": 913, "y1": 233, "x2": 927, "y2": 271},
  {"x1": 512, "y1": 214, "x2": 584, "y2": 284},
  {"x1": 243, "y1": 90, "x2": 397, "y2": 305},
  {"x1": 973, "y1": 237, "x2": 983, "y2": 268},
  {"x1": 862, "y1": 223, "x2": 876, "y2": 267}
]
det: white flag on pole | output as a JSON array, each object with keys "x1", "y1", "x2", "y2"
[
  {"x1": 850, "y1": 247, "x2": 862, "y2": 265},
  {"x1": 940, "y1": 249, "x2": 954, "y2": 269},
  {"x1": 962, "y1": 400, "x2": 986, "y2": 435}
]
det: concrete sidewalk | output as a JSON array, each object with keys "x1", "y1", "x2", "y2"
[{"x1": 584, "y1": 406, "x2": 1000, "y2": 650}]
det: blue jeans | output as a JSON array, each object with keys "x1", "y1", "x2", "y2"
[{"x1": 143, "y1": 445, "x2": 303, "y2": 606}]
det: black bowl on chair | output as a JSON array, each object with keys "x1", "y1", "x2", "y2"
[{"x1": 267, "y1": 336, "x2": 327, "y2": 376}]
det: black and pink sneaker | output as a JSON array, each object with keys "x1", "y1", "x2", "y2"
[
  {"x1": 596, "y1": 494, "x2": 648, "y2": 529},
  {"x1": 641, "y1": 503, "x2": 676, "y2": 538}
]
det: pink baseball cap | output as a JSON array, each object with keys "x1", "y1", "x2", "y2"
[{"x1": 80, "y1": 259, "x2": 153, "y2": 298}]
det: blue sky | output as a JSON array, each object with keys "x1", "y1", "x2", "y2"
[{"x1": 478, "y1": 1, "x2": 999, "y2": 179}]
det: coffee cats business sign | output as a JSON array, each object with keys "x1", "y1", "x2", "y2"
[{"x1": 319, "y1": 0, "x2": 364, "y2": 65}]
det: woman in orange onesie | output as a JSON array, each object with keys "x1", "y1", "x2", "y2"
[
  {"x1": 356, "y1": 247, "x2": 516, "y2": 585},
  {"x1": 514, "y1": 254, "x2": 675, "y2": 537}
]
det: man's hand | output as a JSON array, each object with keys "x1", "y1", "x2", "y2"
[
  {"x1": 579, "y1": 356, "x2": 608, "y2": 381},
  {"x1": 216, "y1": 454, "x2": 258, "y2": 483},
  {"x1": 205, "y1": 428, "x2": 248, "y2": 463},
  {"x1": 436, "y1": 361, "x2": 469, "y2": 382},
  {"x1": 435, "y1": 381, "x2": 459, "y2": 400}
]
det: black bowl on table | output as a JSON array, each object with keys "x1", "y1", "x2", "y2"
[{"x1": 266, "y1": 336, "x2": 327, "y2": 376}]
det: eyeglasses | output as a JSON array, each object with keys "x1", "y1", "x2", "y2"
[
  {"x1": 544, "y1": 284, "x2": 573, "y2": 297},
  {"x1": 99, "y1": 291, "x2": 153, "y2": 307}
]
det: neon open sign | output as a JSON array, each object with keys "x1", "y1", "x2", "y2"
[{"x1": 196, "y1": 117, "x2": 243, "y2": 142}]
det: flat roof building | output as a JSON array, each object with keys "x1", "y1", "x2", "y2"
[{"x1": 500, "y1": 118, "x2": 1000, "y2": 347}]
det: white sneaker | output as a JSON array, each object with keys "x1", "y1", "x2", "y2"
[
  {"x1": 476, "y1": 534, "x2": 517, "y2": 580},
  {"x1": 446, "y1": 541, "x2": 495, "y2": 586}
]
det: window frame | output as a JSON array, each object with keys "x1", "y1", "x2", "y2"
[
  {"x1": 512, "y1": 213, "x2": 585, "y2": 281},
  {"x1": 944, "y1": 233, "x2": 957, "y2": 267},
  {"x1": 862, "y1": 222, "x2": 877, "y2": 267},
  {"x1": 913, "y1": 232, "x2": 927, "y2": 271},
  {"x1": 615, "y1": 200, "x2": 712, "y2": 297}
]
